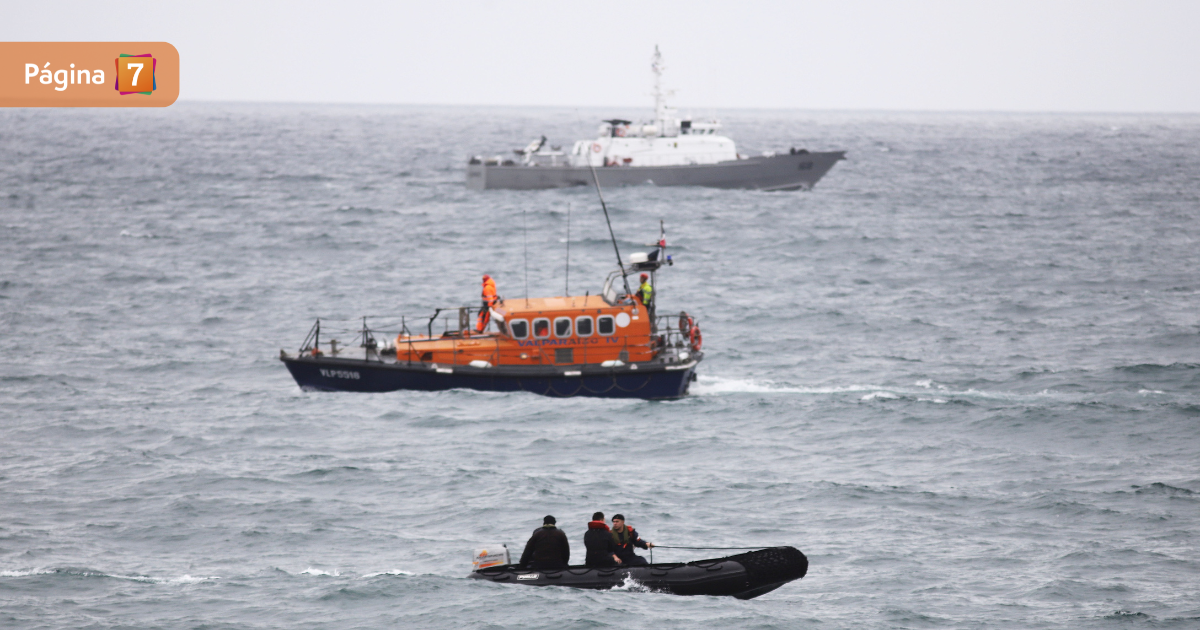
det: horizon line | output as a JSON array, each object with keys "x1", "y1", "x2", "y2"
[{"x1": 161, "y1": 100, "x2": 1200, "y2": 117}]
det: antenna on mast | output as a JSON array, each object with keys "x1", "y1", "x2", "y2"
[
  {"x1": 523, "y1": 209, "x2": 530, "y2": 307},
  {"x1": 651, "y1": 45, "x2": 674, "y2": 125},
  {"x1": 564, "y1": 202, "x2": 570, "y2": 297},
  {"x1": 585, "y1": 147, "x2": 632, "y2": 298},
  {"x1": 652, "y1": 45, "x2": 664, "y2": 119}
]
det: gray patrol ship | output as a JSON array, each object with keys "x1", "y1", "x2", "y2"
[{"x1": 467, "y1": 48, "x2": 844, "y2": 192}]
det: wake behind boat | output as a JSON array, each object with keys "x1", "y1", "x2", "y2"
[
  {"x1": 467, "y1": 47, "x2": 845, "y2": 192},
  {"x1": 469, "y1": 546, "x2": 808, "y2": 600}
]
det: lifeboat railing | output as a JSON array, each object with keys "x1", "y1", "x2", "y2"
[
  {"x1": 293, "y1": 308, "x2": 696, "y2": 367},
  {"x1": 397, "y1": 306, "x2": 493, "y2": 366},
  {"x1": 295, "y1": 316, "x2": 403, "y2": 361},
  {"x1": 295, "y1": 305, "x2": 505, "y2": 365},
  {"x1": 653, "y1": 311, "x2": 699, "y2": 357}
]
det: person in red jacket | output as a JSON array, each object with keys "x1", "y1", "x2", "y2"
[
  {"x1": 611, "y1": 514, "x2": 654, "y2": 566},
  {"x1": 584, "y1": 511, "x2": 622, "y2": 567}
]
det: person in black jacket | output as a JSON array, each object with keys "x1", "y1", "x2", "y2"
[
  {"x1": 611, "y1": 514, "x2": 653, "y2": 566},
  {"x1": 584, "y1": 511, "x2": 622, "y2": 567},
  {"x1": 519, "y1": 515, "x2": 570, "y2": 569}
]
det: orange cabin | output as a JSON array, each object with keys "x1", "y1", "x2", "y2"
[{"x1": 395, "y1": 294, "x2": 657, "y2": 367}]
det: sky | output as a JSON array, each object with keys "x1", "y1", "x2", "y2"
[{"x1": 4, "y1": 0, "x2": 1199, "y2": 113}]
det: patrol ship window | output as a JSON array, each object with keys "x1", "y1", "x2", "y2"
[
  {"x1": 533, "y1": 318, "x2": 550, "y2": 338},
  {"x1": 597, "y1": 315, "x2": 615, "y2": 335},
  {"x1": 554, "y1": 317, "x2": 572, "y2": 337},
  {"x1": 509, "y1": 319, "x2": 528, "y2": 339},
  {"x1": 575, "y1": 316, "x2": 593, "y2": 337}
]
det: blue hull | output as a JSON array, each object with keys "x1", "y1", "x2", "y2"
[{"x1": 281, "y1": 355, "x2": 700, "y2": 399}]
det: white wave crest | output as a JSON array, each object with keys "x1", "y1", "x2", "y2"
[
  {"x1": 609, "y1": 574, "x2": 650, "y2": 592},
  {"x1": 26, "y1": 570, "x2": 221, "y2": 584},
  {"x1": 0, "y1": 568, "x2": 54, "y2": 577},
  {"x1": 362, "y1": 569, "x2": 414, "y2": 578},
  {"x1": 300, "y1": 567, "x2": 341, "y2": 577},
  {"x1": 162, "y1": 575, "x2": 220, "y2": 584},
  {"x1": 102, "y1": 573, "x2": 168, "y2": 583},
  {"x1": 119, "y1": 229, "x2": 159, "y2": 239},
  {"x1": 112, "y1": 574, "x2": 220, "y2": 584}
]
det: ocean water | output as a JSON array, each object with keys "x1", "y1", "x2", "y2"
[{"x1": 1, "y1": 104, "x2": 1199, "y2": 629}]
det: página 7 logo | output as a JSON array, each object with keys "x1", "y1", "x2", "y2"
[{"x1": 25, "y1": 63, "x2": 106, "y2": 91}]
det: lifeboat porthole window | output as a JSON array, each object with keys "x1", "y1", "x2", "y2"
[
  {"x1": 597, "y1": 315, "x2": 615, "y2": 335},
  {"x1": 509, "y1": 319, "x2": 528, "y2": 339},
  {"x1": 575, "y1": 316, "x2": 593, "y2": 337},
  {"x1": 533, "y1": 318, "x2": 550, "y2": 338},
  {"x1": 554, "y1": 317, "x2": 572, "y2": 337}
]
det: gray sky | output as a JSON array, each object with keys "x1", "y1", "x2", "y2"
[{"x1": 6, "y1": 0, "x2": 1199, "y2": 112}]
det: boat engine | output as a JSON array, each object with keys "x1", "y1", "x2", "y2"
[{"x1": 472, "y1": 545, "x2": 511, "y2": 571}]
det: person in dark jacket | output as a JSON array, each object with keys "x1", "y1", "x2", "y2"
[
  {"x1": 583, "y1": 511, "x2": 622, "y2": 567},
  {"x1": 519, "y1": 515, "x2": 570, "y2": 569},
  {"x1": 611, "y1": 514, "x2": 653, "y2": 566}
]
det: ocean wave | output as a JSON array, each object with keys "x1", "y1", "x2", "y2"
[
  {"x1": 0, "y1": 568, "x2": 219, "y2": 583},
  {"x1": 299, "y1": 567, "x2": 342, "y2": 577},
  {"x1": 155, "y1": 574, "x2": 222, "y2": 584},
  {"x1": 0, "y1": 568, "x2": 55, "y2": 577},
  {"x1": 94, "y1": 572, "x2": 220, "y2": 584},
  {"x1": 1115, "y1": 362, "x2": 1199, "y2": 374},
  {"x1": 1102, "y1": 610, "x2": 1152, "y2": 620},
  {"x1": 1131, "y1": 482, "x2": 1196, "y2": 496},
  {"x1": 293, "y1": 466, "x2": 363, "y2": 477},
  {"x1": 119, "y1": 229, "x2": 163, "y2": 239},
  {"x1": 362, "y1": 569, "x2": 415, "y2": 578}
]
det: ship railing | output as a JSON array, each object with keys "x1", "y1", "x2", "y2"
[
  {"x1": 294, "y1": 316, "x2": 407, "y2": 362},
  {"x1": 293, "y1": 306, "x2": 499, "y2": 365},
  {"x1": 292, "y1": 308, "x2": 695, "y2": 367},
  {"x1": 400, "y1": 305, "x2": 502, "y2": 367},
  {"x1": 653, "y1": 311, "x2": 699, "y2": 358}
]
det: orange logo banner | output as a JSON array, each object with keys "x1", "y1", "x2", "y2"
[{"x1": 0, "y1": 42, "x2": 178, "y2": 107}]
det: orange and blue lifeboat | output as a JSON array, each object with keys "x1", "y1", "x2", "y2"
[{"x1": 280, "y1": 274, "x2": 703, "y2": 399}]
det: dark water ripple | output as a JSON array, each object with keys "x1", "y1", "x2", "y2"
[{"x1": 2, "y1": 105, "x2": 1199, "y2": 629}]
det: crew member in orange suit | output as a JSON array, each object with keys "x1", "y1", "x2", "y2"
[{"x1": 475, "y1": 274, "x2": 498, "y2": 333}]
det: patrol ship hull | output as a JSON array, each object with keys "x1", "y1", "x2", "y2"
[
  {"x1": 281, "y1": 352, "x2": 701, "y2": 400},
  {"x1": 467, "y1": 150, "x2": 845, "y2": 191}
]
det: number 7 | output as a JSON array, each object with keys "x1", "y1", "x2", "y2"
[{"x1": 127, "y1": 62, "x2": 143, "y2": 86}]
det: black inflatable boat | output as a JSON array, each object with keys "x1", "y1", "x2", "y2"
[{"x1": 469, "y1": 546, "x2": 807, "y2": 600}]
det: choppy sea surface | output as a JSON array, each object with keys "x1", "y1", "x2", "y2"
[{"x1": 2, "y1": 104, "x2": 1199, "y2": 629}]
